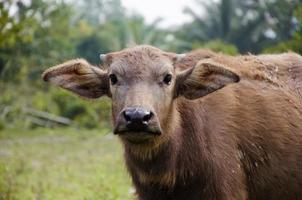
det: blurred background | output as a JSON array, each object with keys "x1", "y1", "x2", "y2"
[{"x1": 0, "y1": 0, "x2": 301, "y2": 199}]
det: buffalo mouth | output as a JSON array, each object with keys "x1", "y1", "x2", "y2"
[
  {"x1": 113, "y1": 125, "x2": 162, "y2": 143},
  {"x1": 113, "y1": 126, "x2": 162, "y2": 136}
]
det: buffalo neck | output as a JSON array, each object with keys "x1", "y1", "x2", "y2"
[{"x1": 122, "y1": 98, "x2": 208, "y2": 188}]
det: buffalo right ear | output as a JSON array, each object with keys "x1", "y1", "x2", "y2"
[
  {"x1": 42, "y1": 59, "x2": 109, "y2": 98},
  {"x1": 175, "y1": 60, "x2": 240, "y2": 99}
]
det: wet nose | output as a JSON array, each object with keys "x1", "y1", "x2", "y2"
[{"x1": 123, "y1": 107, "x2": 153, "y2": 130}]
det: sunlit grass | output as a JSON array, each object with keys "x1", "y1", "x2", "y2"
[{"x1": 0, "y1": 128, "x2": 133, "y2": 200}]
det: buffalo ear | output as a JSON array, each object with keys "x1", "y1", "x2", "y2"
[
  {"x1": 175, "y1": 61, "x2": 240, "y2": 99},
  {"x1": 42, "y1": 59, "x2": 109, "y2": 98}
]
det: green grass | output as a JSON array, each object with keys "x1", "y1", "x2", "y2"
[{"x1": 0, "y1": 128, "x2": 133, "y2": 200}]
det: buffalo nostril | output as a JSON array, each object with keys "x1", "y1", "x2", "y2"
[
  {"x1": 123, "y1": 110, "x2": 132, "y2": 122},
  {"x1": 143, "y1": 111, "x2": 153, "y2": 122}
]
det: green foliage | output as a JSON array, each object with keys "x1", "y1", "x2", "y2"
[
  {"x1": 50, "y1": 89, "x2": 111, "y2": 129},
  {"x1": 0, "y1": 84, "x2": 111, "y2": 130},
  {"x1": 192, "y1": 40, "x2": 238, "y2": 55},
  {"x1": 0, "y1": 0, "x2": 114, "y2": 130},
  {"x1": 179, "y1": 0, "x2": 301, "y2": 53},
  {"x1": 264, "y1": 4, "x2": 302, "y2": 54},
  {"x1": 0, "y1": 0, "x2": 76, "y2": 82},
  {"x1": 0, "y1": 128, "x2": 133, "y2": 200}
]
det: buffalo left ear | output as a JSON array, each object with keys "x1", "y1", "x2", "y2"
[
  {"x1": 42, "y1": 59, "x2": 109, "y2": 99},
  {"x1": 175, "y1": 61, "x2": 240, "y2": 100}
]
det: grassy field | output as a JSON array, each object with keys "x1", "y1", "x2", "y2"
[{"x1": 0, "y1": 128, "x2": 133, "y2": 200}]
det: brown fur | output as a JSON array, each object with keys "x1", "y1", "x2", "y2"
[
  {"x1": 125, "y1": 50, "x2": 302, "y2": 200},
  {"x1": 42, "y1": 45, "x2": 302, "y2": 200}
]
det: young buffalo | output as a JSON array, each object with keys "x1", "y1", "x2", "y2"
[{"x1": 42, "y1": 45, "x2": 302, "y2": 200}]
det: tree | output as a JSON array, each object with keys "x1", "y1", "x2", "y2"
[
  {"x1": 0, "y1": 0, "x2": 76, "y2": 82},
  {"x1": 74, "y1": 14, "x2": 169, "y2": 64},
  {"x1": 178, "y1": 0, "x2": 301, "y2": 53},
  {"x1": 264, "y1": 3, "x2": 302, "y2": 54}
]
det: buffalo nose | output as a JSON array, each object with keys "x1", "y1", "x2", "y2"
[{"x1": 123, "y1": 107, "x2": 153, "y2": 129}]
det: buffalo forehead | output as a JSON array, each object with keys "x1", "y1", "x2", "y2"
[{"x1": 110, "y1": 54, "x2": 173, "y2": 78}]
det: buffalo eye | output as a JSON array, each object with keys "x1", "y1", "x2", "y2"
[
  {"x1": 163, "y1": 74, "x2": 172, "y2": 85},
  {"x1": 109, "y1": 74, "x2": 118, "y2": 85}
]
